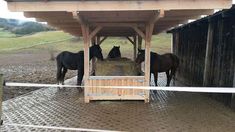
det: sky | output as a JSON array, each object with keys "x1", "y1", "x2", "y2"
[
  {"x1": 0, "y1": 0, "x2": 35, "y2": 21},
  {"x1": 0, "y1": 0, "x2": 235, "y2": 21}
]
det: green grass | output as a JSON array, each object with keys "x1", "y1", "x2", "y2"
[
  {"x1": 0, "y1": 28, "x2": 17, "y2": 38},
  {"x1": 0, "y1": 30, "x2": 171, "y2": 57},
  {"x1": 0, "y1": 31, "x2": 72, "y2": 52}
]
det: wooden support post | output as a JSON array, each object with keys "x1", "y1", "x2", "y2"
[
  {"x1": 126, "y1": 36, "x2": 137, "y2": 60},
  {"x1": 171, "y1": 33, "x2": 174, "y2": 53},
  {"x1": 133, "y1": 35, "x2": 137, "y2": 60},
  {"x1": 97, "y1": 36, "x2": 101, "y2": 45},
  {"x1": 137, "y1": 35, "x2": 143, "y2": 74},
  {"x1": 91, "y1": 37, "x2": 96, "y2": 76},
  {"x1": 144, "y1": 23, "x2": 154, "y2": 103},
  {"x1": 137, "y1": 35, "x2": 142, "y2": 50},
  {"x1": 0, "y1": 74, "x2": 3, "y2": 125},
  {"x1": 203, "y1": 21, "x2": 214, "y2": 87},
  {"x1": 81, "y1": 24, "x2": 90, "y2": 103}
]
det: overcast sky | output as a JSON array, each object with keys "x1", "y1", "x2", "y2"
[{"x1": 0, "y1": 0, "x2": 235, "y2": 21}]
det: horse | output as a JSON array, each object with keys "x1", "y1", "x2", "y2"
[
  {"x1": 107, "y1": 46, "x2": 121, "y2": 59},
  {"x1": 56, "y1": 45, "x2": 104, "y2": 91},
  {"x1": 135, "y1": 49, "x2": 179, "y2": 87}
]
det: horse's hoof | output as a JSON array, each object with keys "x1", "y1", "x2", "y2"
[
  {"x1": 77, "y1": 87, "x2": 83, "y2": 92},
  {"x1": 153, "y1": 90, "x2": 157, "y2": 94}
]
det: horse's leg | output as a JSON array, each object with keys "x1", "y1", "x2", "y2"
[
  {"x1": 91, "y1": 70, "x2": 96, "y2": 76},
  {"x1": 166, "y1": 70, "x2": 171, "y2": 86},
  {"x1": 153, "y1": 72, "x2": 158, "y2": 94},
  {"x1": 56, "y1": 61, "x2": 63, "y2": 90},
  {"x1": 77, "y1": 68, "x2": 84, "y2": 92},
  {"x1": 61, "y1": 68, "x2": 67, "y2": 85}
]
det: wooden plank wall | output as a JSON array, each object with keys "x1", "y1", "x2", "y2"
[
  {"x1": 171, "y1": 7, "x2": 235, "y2": 108},
  {"x1": 172, "y1": 21, "x2": 208, "y2": 86},
  {"x1": 206, "y1": 14, "x2": 235, "y2": 105}
]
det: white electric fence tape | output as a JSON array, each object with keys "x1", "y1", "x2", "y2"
[
  {"x1": 4, "y1": 123, "x2": 122, "y2": 132},
  {"x1": 4, "y1": 82, "x2": 235, "y2": 93}
]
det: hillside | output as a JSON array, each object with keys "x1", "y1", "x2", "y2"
[
  {"x1": 0, "y1": 29, "x2": 171, "y2": 56},
  {"x1": 0, "y1": 18, "x2": 54, "y2": 35}
]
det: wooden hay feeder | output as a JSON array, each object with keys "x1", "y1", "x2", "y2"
[{"x1": 87, "y1": 58, "x2": 149, "y2": 102}]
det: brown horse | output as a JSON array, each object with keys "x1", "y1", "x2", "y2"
[{"x1": 135, "y1": 49, "x2": 179, "y2": 87}]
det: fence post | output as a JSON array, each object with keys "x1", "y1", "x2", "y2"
[{"x1": 0, "y1": 74, "x2": 3, "y2": 125}]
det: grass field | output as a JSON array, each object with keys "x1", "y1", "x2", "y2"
[
  {"x1": 0, "y1": 28, "x2": 17, "y2": 38},
  {"x1": 0, "y1": 29, "x2": 172, "y2": 57}
]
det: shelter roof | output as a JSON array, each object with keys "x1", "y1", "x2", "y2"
[{"x1": 5, "y1": 0, "x2": 232, "y2": 37}]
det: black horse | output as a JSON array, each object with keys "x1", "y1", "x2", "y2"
[
  {"x1": 107, "y1": 46, "x2": 121, "y2": 59},
  {"x1": 135, "y1": 49, "x2": 179, "y2": 87},
  {"x1": 56, "y1": 45, "x2": 104, "y2": 91}
]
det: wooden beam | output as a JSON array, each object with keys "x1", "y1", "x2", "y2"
[
  {"x1": 87, "y1": 17, "x2": 150, "y2": 23},
  {"x1": 89, "y1": 26, "x2": 102, "y2": 40},
  {"x1": 91, "y1": 37, "x2": 96, "y2": 76},
  {"x1": 96, "y1": 36, "x2": 100, "y2": 44},
  {"x1": 36, "y1": 18, "x2": 77, "y2": 23},
  {"x1": 8, "y1": 1, "x2": 232, "y2": 12},
  {"x1": 94, "y1": 23, "x2": 144, "y2": 27},
  {"x1": 165, "y1": 9, "x2": 214, "y2": 17},
  {"x1": 72, "y1": 11, "x2": 87, "y2": 25},
  {"x1": 133, "y1": 35, "x2": 137, "y2": 60},
  {"x1": 149, "y1": 22, "x2": 155, "y2": 40},
  {"x1": 137, "y1": 35, "x2": 142, "y2": 50},
  {"x1": 98, "y1": 36, "x2": 108, "y2": 45},
  {"x1": 155, "y1": 20, "x2": 189, "y2": 34},
  {"x1": 126, "y1": 37, "x2": 135, "y2": 45},
  {"x1": 132, "y1": 26, "x2": 146, "y2": 40},
  {"x1": 24, "y1": 11, "x2": 72, "y2": 18},
  {"x1": 149, "y1": 10, "x2": 165, "y2": 23},
  {"x1": 203, "y1": 21, "x2": 214, "y2": 87}
]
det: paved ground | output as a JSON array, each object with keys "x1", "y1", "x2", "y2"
[{"x1": 1, "y1": 73, "x2": 235, "y2": 132}]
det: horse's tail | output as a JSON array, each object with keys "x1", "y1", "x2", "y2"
[{"x1": 170, "y1": 54, "x2": 180, "y2": 78}]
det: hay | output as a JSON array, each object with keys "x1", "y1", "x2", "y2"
[{"x1": 96, "y1": 58, "x2": 139, "y2": 76}]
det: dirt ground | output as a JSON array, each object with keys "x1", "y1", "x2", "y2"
[{"x1": 0, "y1": 50, "x2": 76, "y2": 101}]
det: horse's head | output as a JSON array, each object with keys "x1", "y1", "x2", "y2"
[
  {"x1": 112, "y1": 46, "x2": 121, "y2": 57},
  {"x1": 90, "y1": 45, "x2": 104, "y2": 60},
  {"x1": 135, "y1": 49, "x2": 145, "y2": 64}
]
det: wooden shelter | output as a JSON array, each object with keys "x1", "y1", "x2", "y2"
[
  {"x1": 5, "y1": 0, "x2": 232, "y2": 103},
  {"x1": 168, "y1": 5, "x2": 235, "y2": 109}
]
